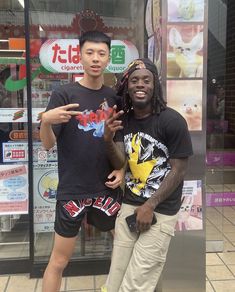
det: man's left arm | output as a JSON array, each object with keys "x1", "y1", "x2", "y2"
[
  {"x1": 146, "y1": 157, "x2": 188, "y2": 209},
  {"x1": 135, "y1": 157, "x2": 189, "y2": 232}
]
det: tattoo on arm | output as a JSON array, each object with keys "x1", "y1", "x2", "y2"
[
  {"x1": 105, "y1": 141, "x2": 126, "y2": 170},
  {"x1": 146, "y1": 158, "x2": 189, "y2": 210}
]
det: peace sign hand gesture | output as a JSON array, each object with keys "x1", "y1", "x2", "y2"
[
  {"x1": 104, "y1": 105, "x2": 124, "y2": 142},
  {"x1": 42, "y1": 103, "x2": 80, "y2": 125}
]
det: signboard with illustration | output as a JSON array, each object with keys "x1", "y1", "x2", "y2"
[
  {"x1": 0, "y1": 165, "x2": 28, "y2": 215},
  {"x1": 33, "y1": 163, "x2": 58, "y2": 232}
]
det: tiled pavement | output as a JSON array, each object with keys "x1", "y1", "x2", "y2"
[
  {"x1": 206, "y1": 184, "x2": 235, "y2": 291},
  {"x1": 0, "y1": 274, "x2": 107, "y2": 292}
]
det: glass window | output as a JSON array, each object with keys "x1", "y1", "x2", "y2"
[
  {"x1": 0, "y1": 0, "x2": 29, "y2": 260},
  {"x1": 28, "y1": 0, "x2": 147, "y2": 262}
]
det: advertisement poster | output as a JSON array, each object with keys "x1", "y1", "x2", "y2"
[
  {"x1": 167, "y1": 24, "x2": 203, "y2": 78},
  {"x1": 33, "y1": 162, "x2": 58, "y2": 233},
  {"x1": 0, "y1": 165, "x2": 28, "y2": 215},
  {"x1": 167, "y1": 80, "x2": 202, "y2": 131},
  {"x1": 168, "y1": 0, "x2": 205, "y2": 22},
  {"x1": 175, "y1": 180, "x2": 202, "y2": 231}
]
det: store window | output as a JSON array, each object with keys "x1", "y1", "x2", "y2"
[
  {"x1": 206, "y1": 0, "x2": 226, "y2": 252},
  {"x1": 0, "y1": 1, "x2": 29, "y2": 261},
  {"x1": 0, "y1": 2, "x2": 208, "y2": 284},
  {"x1": 27, "y1": 0, "x2": 147, "y2": 263}
]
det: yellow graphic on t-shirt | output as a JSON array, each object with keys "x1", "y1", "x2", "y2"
[{"x1": 128, "y1": 134, "x2": 156, "y2": 195}]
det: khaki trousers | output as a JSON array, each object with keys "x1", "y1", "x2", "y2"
[{"x1": 106, "y1": 203, "x2": 178, "y2": 292}]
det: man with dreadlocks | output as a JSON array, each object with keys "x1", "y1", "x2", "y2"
[{"x1": 103, "y1": 58, "x2": 193, "y2": 292}]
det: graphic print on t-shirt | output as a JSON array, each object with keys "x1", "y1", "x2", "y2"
[
  {"x1": 75, "y1": 99, "x2": 112, "y2": 137},
  {"x1": 124, "y1": 132, "x2": 171, "y2": 198}
]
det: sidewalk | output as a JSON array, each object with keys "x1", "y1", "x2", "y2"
[{"x1": 0, "y1": 274, "x2": 106, "y2": 292}]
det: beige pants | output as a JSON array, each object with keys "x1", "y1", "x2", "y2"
[{"x1": 106, "y1": 203, "x2": 178, "y2": 292}]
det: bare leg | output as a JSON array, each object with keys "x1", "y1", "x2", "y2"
[{"x1": 42, "y1": 233, "x2": 77, "y2": 292}]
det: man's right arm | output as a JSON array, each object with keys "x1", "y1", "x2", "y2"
[
  {"x1": 40, "y1": 103, "x2": 80, "y2": 150},
  {"x1": 40, "y1": 114, "x2": 57, "y2": 150}
]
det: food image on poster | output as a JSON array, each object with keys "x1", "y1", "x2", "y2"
[
  {"x1": 167, "y1": 0, "x2": 204, "y2": 22},
  {"x1": 167, "y1": 80, "x2": 202, "y2": 131},
  {"x1": 167, "y1": 24, "x2": 203, "y2": 78},
  {"x1": 175, "y1": 180, "x2": 202, "y2": 231}
]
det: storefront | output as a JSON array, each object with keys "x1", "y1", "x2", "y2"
[
  {"x1": 0, "y1": 0, "x2": 151, "y2": 278},
  {"x1": 3, "y1": 1, "x2": 231, "y2": 291}
]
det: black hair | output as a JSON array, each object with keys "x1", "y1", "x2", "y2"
[
  {"x1": 116, "y1": 58, "x2": 166, "y2": 115},
  {"x1": 79, "y1": 30, "x2": 111, "y2": 51}
]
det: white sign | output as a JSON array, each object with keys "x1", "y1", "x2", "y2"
[
  {"x1": 39, "y1": 39, "x2": 139, "y2": 73},
  {"x1": 0, "y1": 108, "x2": 45, "y2": 123}
]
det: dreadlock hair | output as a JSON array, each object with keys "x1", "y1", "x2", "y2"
[{"x1": 116, "y1": 58, "x2": 166, "y2": 115}]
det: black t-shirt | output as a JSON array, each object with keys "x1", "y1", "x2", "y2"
[
  {"x1": 121, "y1": 108, "x2": 193, "y2": 215},
  {"x1": 46, "y1": 82, "x2": 122, "y2": 200}
]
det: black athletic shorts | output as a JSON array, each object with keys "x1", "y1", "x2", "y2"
[{"x1": 54, "y1": 191, "x2": 122, "y2": 237}]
